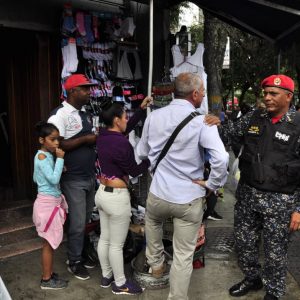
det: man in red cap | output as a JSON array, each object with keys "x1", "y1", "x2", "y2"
[
  {"x1": 48, "y1": 74, "x2": 97, "y2": 280},
  {"x1": 208, "y1": 74, "x2": 300, "y2": 300}
]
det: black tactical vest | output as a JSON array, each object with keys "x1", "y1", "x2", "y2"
[{"x1": 239, "y1": 110, "x2": 300, "y2": 193}]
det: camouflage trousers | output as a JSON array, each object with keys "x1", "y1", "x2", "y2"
[{"x1": 234, "y1": 196, "x2": 292, "y2": 298}]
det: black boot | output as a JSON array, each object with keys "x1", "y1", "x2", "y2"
[
  {"x1": 264, "y1": 293, "x2": 278, "y2": 300},
  {"x1": 229, "y1": 277, "x2": 263, "y2": 297}
]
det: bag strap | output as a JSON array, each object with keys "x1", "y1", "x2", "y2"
[
  {"x1": 152, "y1": 111, "x2": 201, "y2": 174},
  {"x1": 237, "y1": 145, "x2": 244, "y2": 158}
]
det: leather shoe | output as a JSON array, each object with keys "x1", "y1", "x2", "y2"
[
  {"x1": 264, "y1": 293, "x2": 278, "y2": 300},
  {"x1": 229, "y1": 277, "x2": 263, "y2": 297}
]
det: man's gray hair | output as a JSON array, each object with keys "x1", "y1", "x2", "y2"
[{"x1": 174, "y1": 73, "x2": 203, "y2": 98}]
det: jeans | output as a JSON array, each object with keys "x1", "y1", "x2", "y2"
[
  {"x1": 95, "y1": 185, "x2": 131, "y2": 286},
  {"x1": 145, "y1": 192, "x2": 204, "y2": 300},
  {"x1": 61, "y1": 177, "x2": 95, "y2": 262}
]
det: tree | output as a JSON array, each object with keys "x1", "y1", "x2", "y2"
[
  {"x1": 189, "y1": 23, "x2": 204, "y2": 52},
  {"x1": 169, "y1": 2, "x2": 190, "y2": 33},
  {"x1": 203, "y1": 11, "x2": 228, "y2": 115}
]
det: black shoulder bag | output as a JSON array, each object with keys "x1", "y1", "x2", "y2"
[
  {"x1": 122, "y1": 177, "x2": 139, "y2": 209},
  {"x1": 151, "y1": 111, "x2": 201, "y2": 174}
]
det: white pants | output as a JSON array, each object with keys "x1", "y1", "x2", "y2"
[
  {"x1": 145, "y1": 192, "x2": 204, "y2": 300},
  {"x1": 95, "y1": 185, "x2": 131, "y2": 286}
]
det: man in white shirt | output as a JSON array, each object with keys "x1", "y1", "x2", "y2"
[
  {"x1": 137, "y1": 72, "x2": 228, "y2": 300},
  {"x1": 48, "y1": 74, "x2": 97, "y2": 280}
]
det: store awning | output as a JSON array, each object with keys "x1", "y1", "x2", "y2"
[{"x1": 139, "y1": 0, "x2": 300, "y2": 46}]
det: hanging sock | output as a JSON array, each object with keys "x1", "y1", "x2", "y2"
[
  {"x1": 76, "y1": 11, "x2": 86, "y2": 36},
  {"x1": 61, "y1": 41, "x2": 71, "y2": 78},
  {"x1": 62, "y1": 3, "x2": 76, "y2": 36},
  {"x1": 92, "y1": 14, "x2": 99, "y2": 40},
  {"x1": 67, "y1": 38, "x2": 78, "y2": 73},
  {"x1": 84, "y1": 14, "x2": 95, "y2": 43}
]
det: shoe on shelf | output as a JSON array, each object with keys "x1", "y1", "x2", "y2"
[
  {"x1": 83, "y1": 257, "x2": 97, "y2": 269},
  {"x1": 207, "y1": 211, "x2": 223, "y2": 221},
  {"x1": 67, "y1": 261, "x2": 90, "y2": 280},
  {"x1": 264, "y1": 293, "x2": 279, "y2": 300},
  {"x1": 229, "y1": 277, "x2": 263, "y2": 297},
  {"x1": 112, "y1": 280, "x2": 144, "y2": 295},
  {"x1": 100, "y1": 275, "x2": 114, "y2": 288},
  {"x1": 40, "y1": 276, "x2": 68, "y2": 290}
]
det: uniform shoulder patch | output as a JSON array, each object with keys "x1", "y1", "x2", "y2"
[{"x1": 248, "y1": 125, "x2": 260, "y2": 135}]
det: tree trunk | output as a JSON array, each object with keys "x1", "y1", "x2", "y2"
[{"x1": 203, "y1": 11, "x2": 228, "y2": 115}]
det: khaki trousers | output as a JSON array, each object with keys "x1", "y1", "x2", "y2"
[{"x1": 145, "y1": 192, "x2": 204, "y2": 300}]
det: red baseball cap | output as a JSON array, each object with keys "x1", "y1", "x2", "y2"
[
  {"x1": 261, "y1": 74, "x2": 294, "y2": 93},
  {"x1": 64, "y1": 74, "x2": 97, "y2": 90}
]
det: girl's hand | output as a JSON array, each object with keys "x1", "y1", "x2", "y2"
[
  {"x1": 56, "y1": 148, "x2": 65, "y2": 158},
  {"x1": 140, "y1": 96, "x2": 153, "y2": 109}
]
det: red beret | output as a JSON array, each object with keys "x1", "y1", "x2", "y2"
[
  {"x1": 261, "y1": 74, "x2": 294, "y2": 93},
  {"x1": 64, "y1": 74, "x2": 97, "y2": 90}
]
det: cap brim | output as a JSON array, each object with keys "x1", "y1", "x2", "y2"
[{"x1": 78, "y1": 82, "x2": 98, "y2": 87}]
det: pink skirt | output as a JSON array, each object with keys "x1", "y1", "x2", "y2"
[{"x1": 32, "y1": 193, "x2": 68, "y2": 249}]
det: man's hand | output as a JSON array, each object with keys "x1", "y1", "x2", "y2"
[
  {"x1": 192, "y1": 179, "x2": 213, "y2": 197},
  {"x1": 204, "y1": 114, "x2": 221, "y2": 126},
  {"x1": 192, "y1": 179, "x2": 207, "y2": 188},
  {"x1": 289, "y1": 212, "x2": 300, "y2": 231},
  {"x1": 84, "y1": 134, "x2": 97, "y2": 145}
]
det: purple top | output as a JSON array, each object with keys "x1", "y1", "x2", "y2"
[{"x1": 96, "y1": 108, "x2": 150, "y2": 179}]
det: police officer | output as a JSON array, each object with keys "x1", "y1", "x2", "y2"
[{"x1": 213, "y1": 74, "x2": 300, "y2": 300}]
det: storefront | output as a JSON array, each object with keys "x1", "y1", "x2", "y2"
[{"x1": 0, "y1": 0, "x2": 168, "y2": 203}]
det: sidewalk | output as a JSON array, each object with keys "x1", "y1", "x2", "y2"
[{"x1": 1, "y1": 182, "x2": 300, "y2": 299}]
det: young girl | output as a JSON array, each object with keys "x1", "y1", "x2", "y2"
[{"x1": 32, "y1": 121, "x2": 68, "y2": 290}]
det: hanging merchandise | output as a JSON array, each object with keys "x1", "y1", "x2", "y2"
[
  {"x1": 76, "y1": 11, "x2": 87, "y2": 37},
  {"x1": 62, "y1": 3, "x2": 77, "y2": 37},
  {"x1": 170, "y1": 43, "x2": 208, "y2": 114},
  {"x1": 115, "y1": 17, "x2": 136, "y2": 38},
  {"x1": 152, "y1": 82, "x2": 174, "y2": 109},
  {"x1": 115, "y1": 44, "x2": 143, "y2": 80},
  {"x1": 59, "y1": 4, "x2": 147, "y2": 137},
  {"x1": 61, "y1": 38, "x2": 79, "y2": 78}
]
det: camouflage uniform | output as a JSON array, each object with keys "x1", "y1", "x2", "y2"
[{"x1": 222, "y1": 108, "x2": 300, "y2": 297}]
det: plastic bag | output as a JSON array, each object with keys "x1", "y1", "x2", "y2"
[{"x1": 230, "y1": 157, "x2": 240, "y2": 190}]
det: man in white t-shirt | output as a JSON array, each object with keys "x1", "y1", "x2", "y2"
[{"x1": 48, "y1": 74, "x2": 97, "y2": 280}]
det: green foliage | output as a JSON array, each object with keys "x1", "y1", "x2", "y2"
[
  {"x1": 221, "y1": 27, "x2": 277, "y2": 105},
  {"x1": 189, "y1": 23, "x2": 204, "y2": 52},
  {"x1": 221, "y1": 26, "x2": 299, "y2": 106},
  {"x1": 169, "y1": 1, "x2": 190, "y2": 33}
]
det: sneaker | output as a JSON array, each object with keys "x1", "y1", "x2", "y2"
[
  {"x1": 68, "y1": 261, "x2": 90, "y2": 280},
  {"x1": 112, "y1": 280, "x2": 144, "y2": 295},
  {"x1": 83, "y1": 257, "x2": 97, "y2": 269},
  {"x1": 207, "y1": 211, "x2": 223, "y2": 221},
  {"x1": 100, "y1": 275, "x2": 114, "y2": 288},
  {"x1": 51, "y1": 272, "x2": 69, "y2": 282},
  {"x1": 40, "y1": 277, "x2": 68, "y2": 290}
]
